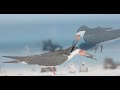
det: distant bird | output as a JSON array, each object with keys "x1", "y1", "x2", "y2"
[
  {"x1": 41, "y1": 39, "x2": 62, "y2": 51},
  {"x1": 68, "y1": 63, "x2": 76, "y2": 73},
  {"x1": 104, "y1": 58, "x2": 120, "y2": 69},
  {"x1": 79, "y1": 62, "x2": 88, "y2": 72},
  {"x1": 71, "y1": 25, "x2": 120, "y2": 53}
]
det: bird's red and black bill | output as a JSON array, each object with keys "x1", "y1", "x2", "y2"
[
  {"x1": 71, "y1": 40, "x2": 78, "y2": 52},
  {"x1": 71, "y1": 35, "x2": 80, "y2": 52},
  {"x1": 79, "y1": 50, "x2": 97, "y2": 60}
]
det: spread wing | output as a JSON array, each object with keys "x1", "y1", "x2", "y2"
[{"x1": 84, "y1": 29, "x2": 120, "y2": 44}]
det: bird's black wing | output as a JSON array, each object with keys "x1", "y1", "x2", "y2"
[
  {"x1": 77, "y1": 25, "x2": 112, "y2": 32},
  {"x1": 84, "y1": 29, "x2": 120, "y2": 44}
]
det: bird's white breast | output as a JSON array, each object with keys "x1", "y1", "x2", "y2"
[
  {"x1": 67, "y1": 49, "x2": 80, "y2": 61},
  {"x1": 76, "y1": 31, "x2": 86, "y2": 44},
  {"x1": 19, "y1": 61, "x2": 27, "y2": 64}
]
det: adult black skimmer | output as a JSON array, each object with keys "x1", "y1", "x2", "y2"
[
  {"x1": 2, "y1": 47, "x2": 96, "y2": 75},
  {"x1": 71, "y1": 25, "x2": 120, "y2": 53}
]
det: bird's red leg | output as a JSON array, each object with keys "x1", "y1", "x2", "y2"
[{"x1": 51, "y1": 67, "x2": 56, "y2": 75}]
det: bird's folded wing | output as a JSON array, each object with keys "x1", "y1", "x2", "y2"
[
  {"x1": 2, "y1": 56, "x2": 27, "y2": 61},
  {"x1": 2, "y1": 60, "x2": 21, "y2": 63}
]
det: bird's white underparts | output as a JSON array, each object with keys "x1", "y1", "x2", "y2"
[{"x1": 68, "y1": 49, "x2": 97, "y2": 61}]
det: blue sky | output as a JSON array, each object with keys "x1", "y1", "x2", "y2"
[{"x1": 0, "y1": 14, "x2": 120, "y2": 25}]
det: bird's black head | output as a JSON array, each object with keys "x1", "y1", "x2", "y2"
[{"x1": 77, "y1": 25, "x2": 90, "y2": 32}]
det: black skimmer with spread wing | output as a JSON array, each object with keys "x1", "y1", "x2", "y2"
[{"x1": 71, "y1": 25, "x2": 120, "y2": 53}]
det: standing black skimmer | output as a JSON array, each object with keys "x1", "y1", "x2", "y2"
[{"x1": 2, "y1": 47, "x2": 96, "y2": 75}]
